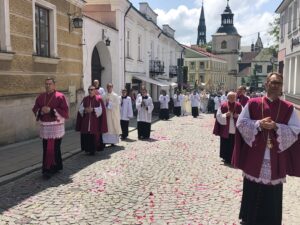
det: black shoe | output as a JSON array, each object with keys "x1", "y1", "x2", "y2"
[{"x1": 42, "y1": 172, "x2": 51, "y2": 179}]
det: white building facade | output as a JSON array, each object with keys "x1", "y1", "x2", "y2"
[
  {"x1": 82, "y1": 15, "x2": 119, "y2": 93},
  {"x1": 276, "y1": 0, "x2": 300, "y2": 109},
  {"x1": 84, "y1": 1, "x2": 182, "y2": 102},
  {"x1": 124, "y1": 3, "x2": 182, "y2": 102}
]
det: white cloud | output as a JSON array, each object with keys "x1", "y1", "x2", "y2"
[{"x1": 154, "y1": 0, "x2": 277, "y2": 48}]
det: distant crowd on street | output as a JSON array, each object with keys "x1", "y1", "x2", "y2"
[{"x1": 31, "y1": 72, "x2": 300, "y2": 225}]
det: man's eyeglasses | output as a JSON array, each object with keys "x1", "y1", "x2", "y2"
[
  {"x1": 269, "y1": 81, "x2": 283, "y2": 85},
  {"x1": 88, "y1": 89, "x2": 95, "y2": 91}
]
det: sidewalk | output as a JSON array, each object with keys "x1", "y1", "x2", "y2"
[{"x1": 0, "y1": 115, "x2": 159, "y2": 185}]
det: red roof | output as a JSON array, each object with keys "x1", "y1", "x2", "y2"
[
  {"x1": 240, "y1": 52, "x2": 259, "y2": 63},
  {"x1": 182, "y1": 45, "x2": 226, "y2": 61}
]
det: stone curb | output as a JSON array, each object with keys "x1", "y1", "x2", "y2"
[{"x1": 0, "y1": 117, "x2": 159, "y2": 186}]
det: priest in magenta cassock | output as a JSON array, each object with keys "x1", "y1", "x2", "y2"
[
  {"x1": 232, "y1": 72, "x2": 300, "y2": 225},
  {"x1": 237, "y1": 85, "x2": 250, "y2": 107},
  {"x1": 76, "y1": 85, "x2": 108, "y2": 155},
  {"x1": 102, "y1": 83, "x2": 122, "y2": 147},
  {"x1": 32, "y1": 78, "x2": 69, "y2": 178},
  {"x1": 213, "y1": 91, "x2": 242, "y2": 164}
]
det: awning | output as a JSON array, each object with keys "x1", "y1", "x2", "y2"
[
  {"x1": 156, "y1": 79, "x2": 178, "y2": 88},
  {"x1": 133, "y1": 75, "x2": 168, "y2": 87}
]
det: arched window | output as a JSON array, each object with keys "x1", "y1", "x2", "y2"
[{"x1": 221, "y1": 40, "x2": 227, "y2": 49}]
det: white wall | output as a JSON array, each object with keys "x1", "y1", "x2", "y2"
[
  {"x1": 123, "y1": 8, "x2": 182, "y2": 100},
  {"x1": 83, "y1": 17, "x2": 120, "y2": 94},
  {"x1": 278, "y1": 1, "x2": 300, "y2": 96}
]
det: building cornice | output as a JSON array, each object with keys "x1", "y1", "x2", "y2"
[
  {"x1": 275, "y1": 0, "x2": 293, "y2": 13},
  {"x1": 66, "y1": 0, "x2": 86, "y2": 8}
]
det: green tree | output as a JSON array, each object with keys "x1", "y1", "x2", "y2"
[
  {"x1": 268, "y1": 15, "x2": 280, "y2": 55},
  {"x1": 241, "y1": 77, "x2": 246, "y2": 85},
  {"x1": 200, "y1": 41, "x2": 212, "y2": 53}
]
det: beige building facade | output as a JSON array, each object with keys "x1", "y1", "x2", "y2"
[
  {"x1": 184, "y1": 45, "x2": 230, "y2": 92},
  {"x1": 0, "y1": 0, "x2": 85, "y2": 145},
  {"x1": 211, "y1": 1, "x2": 241, "y2": 90}
]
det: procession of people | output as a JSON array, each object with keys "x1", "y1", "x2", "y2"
[{"x1": 32, "y1": 73, "x2": 300, "y2": 225}]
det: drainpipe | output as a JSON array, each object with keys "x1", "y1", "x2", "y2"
[{"x1": 123, "y1": 3, "x2": 132, "y2": 88}]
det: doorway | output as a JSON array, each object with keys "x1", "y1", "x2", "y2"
[{"x1": 91, "y1": 47, "x2": 104, "y2": 86}]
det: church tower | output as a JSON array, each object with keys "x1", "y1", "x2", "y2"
[
  {"x1": 196, "y1": 1, "x2": 206, "y2": 46},
  {"x1": 212, "y1": 0, "x2": 241, "y2": 89},
  {"x1": 255, "y1": 32, "x2": 263, "y2": 52}
]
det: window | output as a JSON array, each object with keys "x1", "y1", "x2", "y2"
[
  {"x1": 293, "y1": 1, "x2": 297, "y2": 30},
  {"x1": 33, "y1": 0, "x2": 57, "y2": 58},
  {"x1": 190, "y1": 62, "x2": 195, "y2": 70},
  {"x1": 221, "y1": 40, "x2": 227, "y2": 49},
  {"x1": 169, "y1": 51, "x2": 172, "y2": 65},
  {"x1": 150, "y1": 41, "x2": 154, "y2": 60},
  {"x1": 157, "y1": 45, "x2": 160, "y2": 59},
  {"x1": 280, "y1": 12, "x2": 285, "y2": 40},
  {"x1": 0, "y1": 0, "x2": 12, "y2": 52},
  {"x1": 200, "y1": 62, "x2": 205, "y2": 69},
  {"x1": 200, "y1": 76, "x2": 204, "y2": 83},
  {"x1": 255, "y1": 65, "x2": 262, "y2": 73},
  {"x1": 137, "y1": 35, "x2": 142, "y2": 61},
  {"x1": 126, "y1": 29, "x2": 131, "y2": 58},
  {"x1": 35, "y1": 5, "x2": 50, "y2": 57},
  {"x1": 299, "y1": 0, "x2": 300, "y2": 26},
  {"x1": 189, "y1": 73, "x2": 195, "y2": 82},
  {"x1": 267, "y1": 65, "x2": 273, "y2": 73},
  {"x1": 288, "y1": 6, "x2": 292, "y2": 33}
]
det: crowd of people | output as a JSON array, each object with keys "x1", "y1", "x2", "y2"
[
  {"x1": 32, "y1": 79, "x2": 156, "y2": 179},
  {"x1": 32, "y1": 73, "x2": 300, "y2": 225},
  {"x1": 212, "y1": 73, "x2": 300, "y2": 225}
]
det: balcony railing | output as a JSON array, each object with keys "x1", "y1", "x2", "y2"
[
  {"x1": 169, "y1": 65, "x2": 177, "y2": 78},
  {"x1": 149, "y1": 60, "x2": 164, "y2": 74},
  {"x1": 228, "y1": 69, "x2": 238, "y2": 75}
]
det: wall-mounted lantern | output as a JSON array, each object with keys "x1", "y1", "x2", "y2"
[
  {"x1": 105, "y1": 38, "x2": 111, "y2": 46},
  {"x1": 102, "y1": 29, "x2": 111, "y2": 47},
  {"x1": 72, "y1": 17, "x2": 83, "y2": 28},
  {"x1": 68, "y1": 13, "x2": 83, "y2": 32}
]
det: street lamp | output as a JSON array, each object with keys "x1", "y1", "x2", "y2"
[{"x1": 178, "y1": 48, "x2": 185, "y2": 91}]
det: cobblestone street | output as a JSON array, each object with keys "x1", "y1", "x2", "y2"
[{"x1": 0, "y1": 114, "x2": 300, "y2": 225}]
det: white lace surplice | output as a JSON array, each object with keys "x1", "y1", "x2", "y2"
[{"x1": 236, "y1": 104, "x2": 300, "y2": 185}]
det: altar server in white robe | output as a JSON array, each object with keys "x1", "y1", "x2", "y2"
[
  {"x1": 173, "y1": 91, "x2": 183, "y2": 117},
  {"x1": 102, "y1": 83, "x2": 122, "y2": 146},
  {"x1": 190, "y1": 91, "x2": 200, "y2": 118},
  {"x1": 120, "y1": 89, "x2": 133, "y2": 139},
  {"x1": 159, "y1": 90, "x2": 170, "y2": 120},
  {"x1": 136, "y1": 89, "x2": 154, "y2": 139}
]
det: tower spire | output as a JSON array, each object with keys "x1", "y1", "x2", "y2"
[{"x1": 197, "y1": 1, "x2": 206, "y2": 45}]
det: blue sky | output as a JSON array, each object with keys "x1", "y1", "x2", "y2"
[{"x1": 129, "y1": 0, "x2": 283, "y2": 47}]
